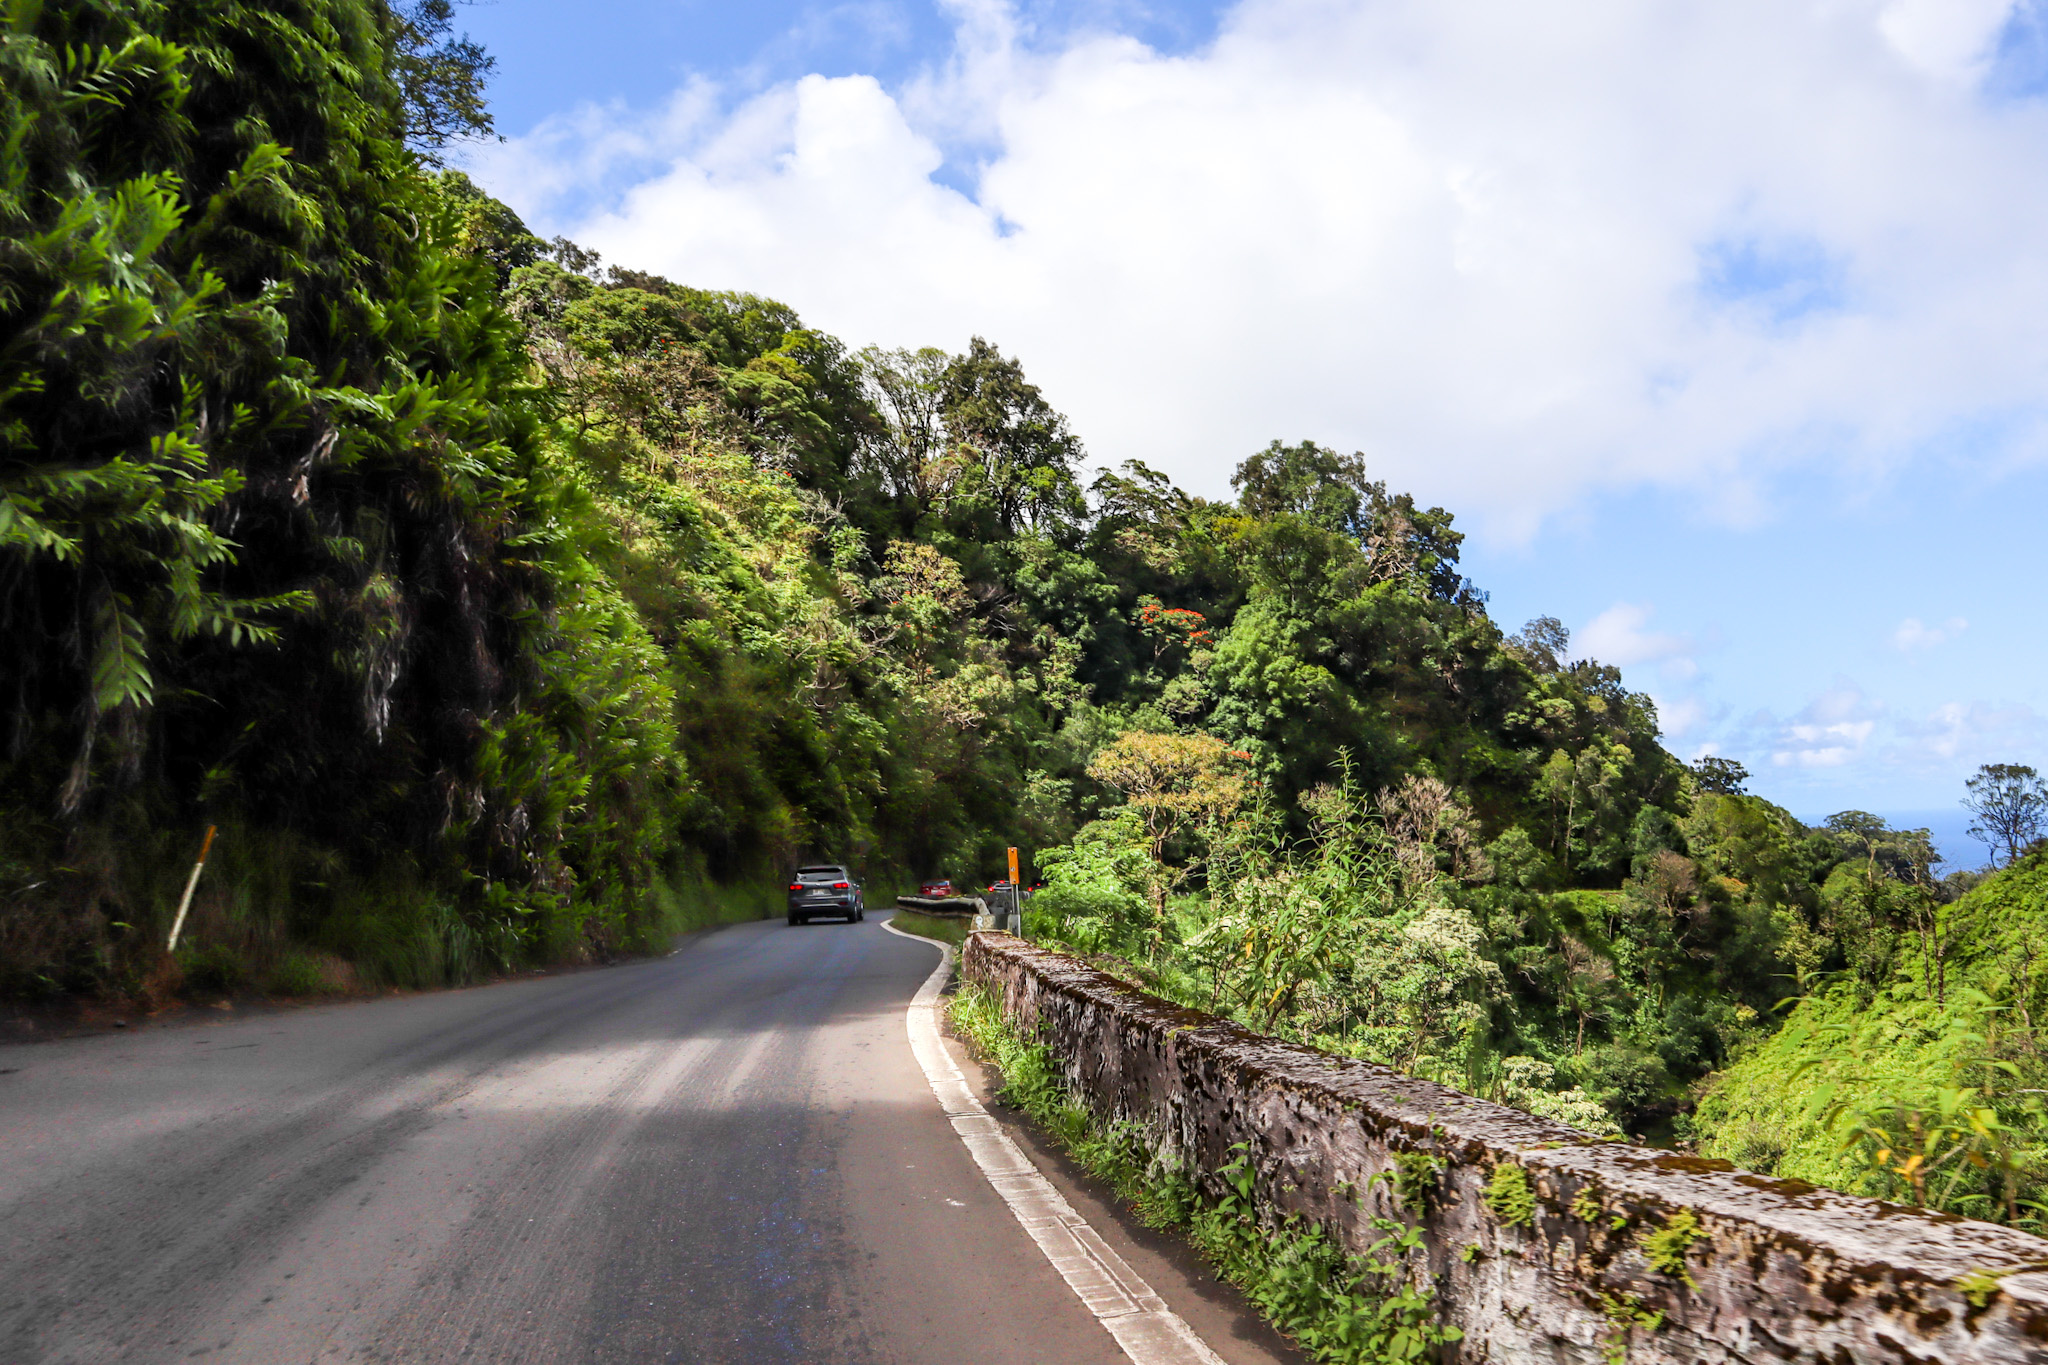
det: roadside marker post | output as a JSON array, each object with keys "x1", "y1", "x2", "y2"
[
  {"x1": 166, "y1": 825, "x2": 218, "y2": 954},
  {"x1": 1007, "y1": 846, "x2": 1023, "y2": 939}
]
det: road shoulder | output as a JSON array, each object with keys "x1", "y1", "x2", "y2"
[{"x1": 927, "y1": 983, "x2": 1306, "y2": 1365}]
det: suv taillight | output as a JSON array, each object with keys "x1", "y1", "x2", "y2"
[
  {"x1": 789, "y1": 883, "x2": 802, "y2": 891},
  {"x1": 833, "y1": 881, "x2": 850, "y2": 889}
]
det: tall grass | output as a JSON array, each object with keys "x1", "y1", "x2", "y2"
[
  {"x1": 889, "y1": 909, "x2": 972, "y2": 946},
  {"x1": 0, "y1": 812, "x2": 794, "y2": 1006},
  {"x1": 658, "y1": 856, "x2": 788, "y2": 936}
]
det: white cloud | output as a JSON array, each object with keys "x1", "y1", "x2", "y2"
[
  {"x1": 469, "y1": 83, "x2": 725, "y2": 216},
  {"x1": 1652, "y1": 694, "x2": 1708, "y2": 739},
  {"x1": 469, "y1": 0, "x2": 2048, "y2": 535},
  {"x1": 1711, "y1": 686, "x2": 2043, "y2": 794},
  {"x1": 1878, "y1": 0, "x2": 2016, "y2": 81},
  {"x1": 1763, "y1": 683, "x2": 1884, "y2": 768},
  {"x1": 1576, "y1": 602, "x2": 1694, "y2": 672},
  {"x1": 1892, "y1": 615, "x2": 1969, "y2": 650},
  {"x1": 1893, "y1": 698, "x2": 2043, "y2": 761},
  {"x1": 1573, "y1": 603, "x2": 1715, "y2": 741}
]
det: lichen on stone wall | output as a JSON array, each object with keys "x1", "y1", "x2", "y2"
[{"x1": 962, "y1": 931, "x2": 2048, "y2": 1364}]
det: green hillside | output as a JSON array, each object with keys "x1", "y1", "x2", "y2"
[{"x1": 1690, "y1": 851, "x2": 2048, "y2": 1225}]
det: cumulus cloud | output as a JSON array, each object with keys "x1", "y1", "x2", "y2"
[
  {"x1": 1759, "y1": 683, "x2": 1884, "y2": 768},
  {"x1": 1652, "y1": 694, "x2": 1709, "y2": 740},
  {"x1": 466, "y1": 0, "x2": 2048, "y2": 534},
  {"x1": 1575, "y1": 602, "x2": 1695, "y2": 675},
  {"x1": 1711, "y1": 685, "x2": 2044, "y2": 794},
  {"x1": 1893, "y1": 698, "x2": 2044, "y2": 761},
  {"x1": 1879, "y1": 0, "x2": 2017, "y2": 81},
  {"x1": 1892, "y1": 615, "x2": 1969, "y2": 651}
]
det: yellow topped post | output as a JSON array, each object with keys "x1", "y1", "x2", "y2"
[
  {"x1": 166, "y1": 825, "x2": 217, "y2": 953},
  {"x1": 1006, "y1": 847, "x2": 1022, "y2": 937}
]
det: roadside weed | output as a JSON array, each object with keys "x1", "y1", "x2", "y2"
[
  {"x1": 1483, "y1": 1162, "x2": 1536, "y2": 1228},
  {"x1": 949, "y1": 983, "x2": 1463, "y2": 1364}
]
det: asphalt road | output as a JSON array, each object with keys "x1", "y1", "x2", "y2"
[{"x1": 0, "y1": 915, "x2": 1296, "y2": 1365}]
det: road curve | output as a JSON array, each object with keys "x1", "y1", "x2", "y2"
[{"x1": 0, "y1": 915, "x2": 1277, "y2": 1364}]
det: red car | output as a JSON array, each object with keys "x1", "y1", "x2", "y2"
[{"x1": 919, "y1": 878, "x2": 953, "y2": 897}]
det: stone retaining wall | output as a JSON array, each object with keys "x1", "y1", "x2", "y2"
[{"x1": 962, "y1": 932, "x2": 2048, "y2": 1364}]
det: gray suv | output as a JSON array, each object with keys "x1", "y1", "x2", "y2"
[{"x1": 787, "y1": 865, "x2": 864, "y2": 925}]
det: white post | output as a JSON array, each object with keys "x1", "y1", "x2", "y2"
[
  {"x1": 166, "y1": 825, "x2": 217, "y2": 953},
  {"x1": 1006, "y1": 846, "x2": 1022, "y2": 937}
]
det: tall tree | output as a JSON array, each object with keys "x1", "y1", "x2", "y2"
[
  {"x1": 1229, "y1": 441, "x2": 1471, "y2": 601},
  {"x1": 857, "y1": 347, "x2": 954, "y2": 506},
  {"x1": 939, "y1": 338, "x2": 1084, "y2": 533},
  {"x1": 1506, "y1": 617, "x2": 1570, "y2": 673},
  {"x1": 1231, "y1": 441, "x2": 1378, "y2": 542},
  {"x1": 388, "y1": 0, "x2": 496, "y2": 160},
  {"x1": 1963, "y1": 763, "x2": 2048, "y2": 867},
  {"x1": 1692, "y1": 756, "x2": 1751, "y2": 796}
]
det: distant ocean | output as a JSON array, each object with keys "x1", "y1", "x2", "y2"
[{"x1": 1795, "y1": 807, "x2": 1989, "y2": 873}]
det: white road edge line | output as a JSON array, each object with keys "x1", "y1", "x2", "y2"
[{"x1": 880, "y1": 918, "x2": 1228, "y2": 1365}]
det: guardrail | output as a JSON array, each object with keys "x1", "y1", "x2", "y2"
[
  {"x1": 896, "y1": 895, "x2": 990, "y2": 918},
  {"x1": 891, "y1": 897, "x2": 992, "y2": 945},
  {"x1": 896, "y1": 894, "x2": 1024, "y2": 933},
  {"x1": 963, "y1": 932, "x2": 2048, "y2": 1364}
]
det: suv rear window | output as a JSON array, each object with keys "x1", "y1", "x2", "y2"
[{"x1": 796, "y1": 866, "x2": 847, "y2": 881}]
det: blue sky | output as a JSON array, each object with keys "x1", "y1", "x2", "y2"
[
  {"x1": 460, "y1": 2, "x2": 1231, "y2": 127},
  {"x1": 451, "y1": 0, "x2": 2048, "y2": 862}
]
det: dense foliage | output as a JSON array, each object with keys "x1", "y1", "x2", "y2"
[
  {"x1": 4, "y1": 0, "x2": 2041, "y2": 1235},
  {"x1": 0, "y1": 0, "x2": 682, "y2": 993},
  {"x1": 1692, "y1": 851, "x2": 2048, "y2": 1228}
]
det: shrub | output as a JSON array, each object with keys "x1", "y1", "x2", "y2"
[
  {"x1": 267, "y1": 953, "x2": 340, "y2": 997},
  {"x1": 177, "y1": 944, "x2": 248, "y2": 997}
]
